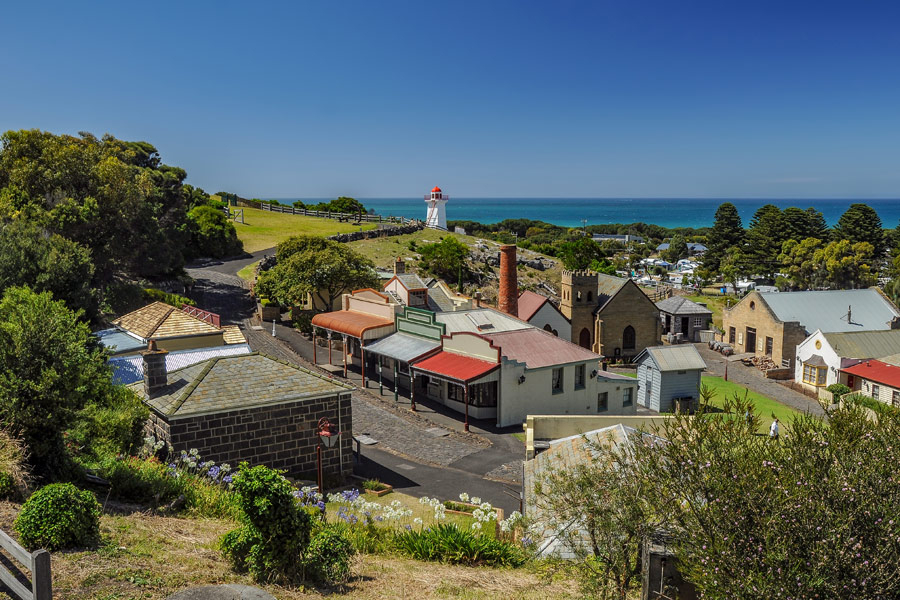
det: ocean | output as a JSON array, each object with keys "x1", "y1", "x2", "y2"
[{"x1": 268, "y1": 197, "x2": 900, "y2": 230}]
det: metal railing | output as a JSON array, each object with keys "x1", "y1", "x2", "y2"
[
  {"x1": 0, "y1": 528, "x2": 51, "y2": 600},
  {"x1": 182, "y1": 305, "x2": 221, "y2": 328}
]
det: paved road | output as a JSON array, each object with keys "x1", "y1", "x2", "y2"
[{"x1": 184, "y1": 252, "x2": 524, "y2": 506}]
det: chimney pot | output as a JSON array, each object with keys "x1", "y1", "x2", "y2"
[
  {"x1": 394, "y1": 257, "x2": 406, "y2": 275},
  {"x1": 498, "y1": 245, "x2": 519, "y2": 317}
]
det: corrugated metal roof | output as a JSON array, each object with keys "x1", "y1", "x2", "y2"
[
  {"x1": 96, "y1": 328, "x2": 146, "y2": 355},
  {"x1": 364, "y1": 333, "x2": 440, "y2": 363},
  {"x1": 759, "y1": 289, "x2": 900, "y2": 334},
  {"x1": 656, "y1": 296, "x2": 713, "y2": 316},
  {"x1": 842, "y1": 359, "x2": 900, "y2": 388},
  {"x1": 436, "y1": 308, "x2": 531, "y2": 334},
  {"x1": 412, "y1": 351, "x2": 499, "y2": 383},
  {"x1": 517, "y1": 290, "x2": 549, "y2": 321},
  {"x1": 426, "y1": 284, "x2": 455, "y2": 312},
  {"x1": 484, "y1": 328, "x2": 601, "y2": 369},
  {"x1": 109, "y1": 344, "x2": 253, "y2": 385},
  {"x1": 311, "y1": 310, "x2": 395, "y2": 339},
  {"x1": 821, "y1": 330, "x2": 900, "y2": 360},
  {"x1": 636, "y1": 345, "x2": 707, "y2": 372}
]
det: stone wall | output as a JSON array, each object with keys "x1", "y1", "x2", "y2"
[
  {"x1": 152, "y1": 393, "x2": 353, "y2": 479},
  {"x1": 328, "y1": 223, "x2": 423, "y2": 243},
  {"x1": 595, "y1": 281, "x2": 660, "y2": 360},
  {"x1": 721, "y1": 291, "x2": 806, "y2": 369}
]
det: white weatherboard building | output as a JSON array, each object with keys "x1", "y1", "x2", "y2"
[{"x1": 424, "y1": 186, "x2": 448, "y2": 230}]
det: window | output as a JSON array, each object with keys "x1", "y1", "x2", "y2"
[
  {"x1": 693, "y1": 317, "x2": 703, "y2": 327},
  {"x1": 575, "y1": 364, "x2": 586, "y2": 390},
  {"x1": 587, "y1": 291, "x2": 593, "y2": 302},
  {"x1": 872, "y1": 384, "x2": 881, "y2": 401},
  {"x1": 892, "y1": 390, "x2": 900, "y2": 408},
  {"x1": 552, "y1": 368, "x2": 563, "y2": 394},
  {"x1": 623, "y1": 325, "x2": 636, "y2": 350},
  {"x1": 729, "y1": 327, "x2": 736, "y2": 344},
  {"x1": 544, "y1": 324, "x2": 553, "y2": 332},
  {"x1": 802, "y1": 364, "x2": 827, "y2": 386},
  {"x1": 765, "y1": 337, "x2": 774, "y2": 357},
  {"x1": 623, "y1": 387, "x2": 633, "y2": 407},
  {"x1": 597, "y1": 392, "x2": 608, "y2": 412},
  {"x1": 448, "y1": 384, "x2": 464, "y2": 402}
]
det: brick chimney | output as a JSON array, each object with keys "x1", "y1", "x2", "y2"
[
  {"x1": 394, "y1": 257, "x2": 406, "y2": 275},
  {"x1": 498, "y1": 244, "x2": 519, "y2": 317},
  {"x1": 142, "y1": 340, "x2": 169, "y2": 398}
]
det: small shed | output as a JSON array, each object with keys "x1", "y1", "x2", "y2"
[
  {"x1": 635, "y1": 345, "x2": 707, "y2": 412},
  {"x1": 656, "y1": 297, "x2": 713, "y2": 343}
]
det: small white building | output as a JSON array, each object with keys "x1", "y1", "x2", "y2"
[
  {"x1": 635, "y1": 345, "x2": 707, "y2": 412},
  {"x1": 795, "y1": 329, "x2": 900, "y2": 392},
  {"x1": 424, "y1": 186, "x2": 448, "y2": 230},
  {"x1": 410, "y1": 328, "x2": 638, "y2": 428},
  {"x1": 516, "y1": 290, "x2": 571, "y2": 340}
]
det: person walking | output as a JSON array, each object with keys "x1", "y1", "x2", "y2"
[{"x1": 769, "y1": 417, "x2": 780, "y2": 441}]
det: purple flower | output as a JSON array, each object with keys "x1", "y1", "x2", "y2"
[
  {"x1": 316, "y1": 501, "x2": 326, "y2": 512},
  {"x1": 208, "y1": 465, "x2": 221, "y2": 479},
  {"x1": 223, "y1": 474, "x2": 233, "y2": 484}
]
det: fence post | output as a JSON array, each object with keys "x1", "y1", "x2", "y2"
[{"x1": 32, "y1": 549, "x2": 51, "y2": 600}]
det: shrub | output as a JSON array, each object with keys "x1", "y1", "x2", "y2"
[
  {"x1": 70, "y1": 386, "x2": 149, "y2": 461},
  {"x1": 187, "y1": 204, "x2": 244, "y2": 258},
  {"x1": 220, "y1": 464, "x2": 312, "y2": 584},
  {"x1": 303, "y1": 524, "x2": 355, "y2": 584},
  {"x1": 393, "y1": 523, "x2": 527, "y2": 567},
  {"x1": 15, "y1": 483, "x2": 100, "y2": 550},
  {"x1": 362, "y1": 478, "x2": 388, "y2": 491},
  {"x1": 827, "y1": 383, "x2": 852, "y2": 402},
  {"x1": 142, "y1": 288, "x2": 196, "y2": 309}
]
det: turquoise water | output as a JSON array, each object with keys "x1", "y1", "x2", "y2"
[{"x1": 269, "y1": 197, "x2": 900, "y2": 229}]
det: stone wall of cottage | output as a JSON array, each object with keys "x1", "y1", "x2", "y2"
[{"x1": 150, "y1": 393, "x2": 353, "y2": 479}]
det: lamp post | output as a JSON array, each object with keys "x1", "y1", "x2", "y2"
[
  {"x1": 393, "y1": 364, "x2": 399, "y2": 402},
  {"x1": 315, "y1": 417, "x2": 341, "y2": 496}
]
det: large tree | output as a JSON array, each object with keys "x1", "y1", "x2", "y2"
[
  {"x1": 833, "y1": 203, "x2": 885, "y2": 256},
  {"x1": 704, "y1": 202, "x2": 744, "y2": 272},
  {"x1": 778, "y1": 237, "x2": 825, "y2": 290},
  {"x1": 0, "y1": 287, "x2": 116, "y2": 479},
  {"x1": 662, "y1": 234, "x2": 689, "y2": 264},
  {"x1": 255, "y1": 235, "x2": 378, "y2": 310},
  {"x1": 0, "y1": 220, "x2": 98, "y2": 319},
  {"x1": 783, "y1": 207, "x2": 828, "y2": 242},
  {"x1": 418, "y1": 236, "x2": 473, "y2": 283},
  {"x1": 186, "y1": 204, "x2": 244, "y2": 258},
  {"x1": 745, "y1": 204, "x2": 787, "y2": 278}
]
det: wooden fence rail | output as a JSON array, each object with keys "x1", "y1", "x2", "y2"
[
  {"x1": 0, "y1": 529, "x2": 51, "y2": 600},
  {"x1": 235, "y1": 200, "x2": 421, "y2": 226}
]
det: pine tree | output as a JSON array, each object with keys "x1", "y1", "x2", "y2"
[
  {"x1": 704, "y1": 202, "x2": 744, "y2": 272},
  {"x1": 746, "y1": 204, "x2": 786, "y2": 278},
  {"x1": 834, "y1": 203, "x2": 884, "y2": 256}
]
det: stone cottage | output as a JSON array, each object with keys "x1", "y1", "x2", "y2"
[
  {"x1": 130, "y1": 346, "x2": 354, "y2": 479},
  {"x1": 634, "y1": 345, "x2": 707, "y2": 412},
  {"x1": 656, "y1": 296, "x2": 713, "y2": 343}
]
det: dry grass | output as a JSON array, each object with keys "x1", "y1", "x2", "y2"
[{"x1": 0, "y1": 499, "x2": 575, "y2": 600}]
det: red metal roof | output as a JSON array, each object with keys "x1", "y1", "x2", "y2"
[
  {"x1": 412, "y1": 351, "x2": 498, "y2": 383},
  {"x1": 517, "y1": 290, "x2": 549, "y2": 322},
  {"x1": 842, "y1": 359, "x2": 900, "y2": 388},
  {"x1": 484, "y1": 328, "x2": 601, "y2": 369},
  {"x1": 311, "y1": 310, "x2": 394, "y2": 339},
  {"x1": 432, "y1": 186, "x2": 442, "y2": 192}
]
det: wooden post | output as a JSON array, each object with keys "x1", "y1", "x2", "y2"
[
  {"x1": 410, "y1": 372, "x2": 417, "y2": 411},
  {"x1": 361, "y1": 344, "x2": 366, "y2": 388},
  {"x1": 312, "y1": 329, "x2": 317, "y2": 366},
  {"x1": 33, "y1": 549, "x2": 52, "y2": 600},
  {"x1": 328, "y1": 331, "x2": 333, "y2": 365},
  {"x1": 394, "y1": 364, "x2": 399, "y2": 402},
  {"x1": 342, "y1": 336, "x2": 348, "y2": 378},
  {"x1": 464, "y1": 383, "x2": 470, "y2": 432}
]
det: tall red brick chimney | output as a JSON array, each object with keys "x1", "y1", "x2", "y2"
[{"x1": 498, "y1": 244, "x2": 518, "y2": 317}]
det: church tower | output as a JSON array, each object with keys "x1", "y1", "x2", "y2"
[
  {"x1": 424, "y1": 186, "x2": 448, "y2": 230},
  {"x1": 560, "y1": 269, "x2": 598, "y2": 350}
]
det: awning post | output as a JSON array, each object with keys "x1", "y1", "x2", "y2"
[
  {"x1": 312, "y1": 328, "x2": 317, "y2": 365},
  {"x1": 464, "y1": 382, "x2": 470, "y2": 432}
]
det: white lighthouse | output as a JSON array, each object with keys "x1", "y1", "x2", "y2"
[{"x1": 424, "y1": 186, "x2": 448, "y2": 230}]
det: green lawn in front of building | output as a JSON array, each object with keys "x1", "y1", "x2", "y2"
[{"x1": 701, "y1": 375, "x2": 802, "y2": 432}]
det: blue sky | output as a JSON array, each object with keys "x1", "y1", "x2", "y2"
[{"x1": 2, "y1": 1, "x2": 899, "y2": 198}]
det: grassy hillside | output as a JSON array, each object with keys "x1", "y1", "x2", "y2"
[
  {"x1": 232, "y1": 207, "x2": 377, "y2": 253},
  {"x1": 0, "y1": 496, "x2": 576, "y2": 600}
]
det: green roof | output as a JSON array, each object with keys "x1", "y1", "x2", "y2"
[{"x1": 129, "y1": 353, "x2": 352, "y2": 419}]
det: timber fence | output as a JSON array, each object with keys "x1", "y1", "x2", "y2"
[
  {"x1": 235, "y1": 200, "x2": 423, "y2": 226},
  {"x1": 0, "y1": 528, "x2": 51, "y2": 600}
]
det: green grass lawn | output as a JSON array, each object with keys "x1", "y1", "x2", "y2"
[
  {"x1": 685, "y1": 293, "x2": 734, "y2": 329},
  {"x1": 701, "y1": 375, "x2": 801, "y2": 432},
  {"x1": 233, "y1": 206, "x2": 377, "y2": 253},
  {"x1": 236, "y1": 260, "x2": 259, "y2": 281}
]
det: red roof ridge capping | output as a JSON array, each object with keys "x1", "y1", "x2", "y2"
[
  {"x1": 842, "y1": 359, "x2": 900, "y2": 388},
  {"x1": 413, "y1": 351, "x2": 499, "y2": 383}
]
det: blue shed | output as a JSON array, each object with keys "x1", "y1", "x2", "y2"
[{"x1": 635, "y1": 345, "x2": 707, "y2": 412}]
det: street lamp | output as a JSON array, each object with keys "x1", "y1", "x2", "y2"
[{"x1": 315, "y1": 417, "x2": 341, "y2": 495}]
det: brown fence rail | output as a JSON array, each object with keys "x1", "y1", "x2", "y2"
[
  {"x1": 0, "y1": 528, "x2": 51, "y2": 600},
  {"x1": 235, "y1": 200, "x2": 422, "y2": 226}
]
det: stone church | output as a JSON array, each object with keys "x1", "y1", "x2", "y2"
[{"x1": 560, "y1": 270, "x2": 660, "y2": 361}]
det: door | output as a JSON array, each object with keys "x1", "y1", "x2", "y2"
[
  {"x1": 765, "y1": 336, "x2": 773, "y2": 356},
  {"x1": 579, "y1": 327, "x2": 591, "y2": 349},
  {"x1": 680, "y1": 316, "x2": 690, "y2": 336},
  {"x1": 746, "y1": 327, "x2": 757, "y2": 353},
  {"x1": 664, "y1": 314, "x2": 671, "y2": 334}
]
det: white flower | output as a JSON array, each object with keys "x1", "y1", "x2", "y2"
[
  {"x1": 459, "y1": 492, "x2": 470, "y2": 502},
  {"x1": 419, "y1": 496, "x2": 430, "y2": 505},
  {"x1": 473, "y1": 508, "x2": 484, "y2": 520},
  {"x1": 480, "y1": 502, "x2": 492, "y2": 511},
  {"x1": 500, "y1": 521, "x2": 511, "y2": 532},
  {"x1": 471, "y1": 521, "x2": 482, "y2": 530},
  {"x1": 413, "y1": 517, "x2": 423, "y2": 526},
  {"x1": 471, "y1": 497, "x2": 482, "y2": 505}
]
